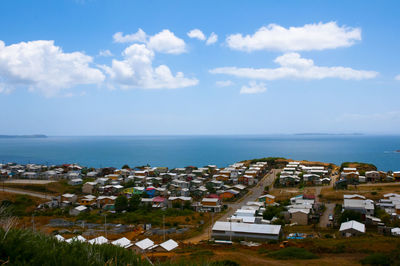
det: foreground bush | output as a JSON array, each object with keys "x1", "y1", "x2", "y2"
[
  {"x1": 267, "y1": 247, "x2": 319, "y2": 260},
  {"x1": 0, "y1": 229, "x2": 147, "y2": 266},
  {"x1": 360, "y1": 253, "x2": 392, "y2": 266}
]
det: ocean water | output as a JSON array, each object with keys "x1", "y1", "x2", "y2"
[{"x1": 0, "y1": 135, "x2": 399, "y2": 171}]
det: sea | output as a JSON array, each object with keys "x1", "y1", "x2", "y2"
[{"x1": 0, "y1": 135, "x2": 399, "y2": 171}]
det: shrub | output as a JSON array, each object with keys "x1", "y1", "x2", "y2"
[
  {"x1": 360, "y1": 253, "x2": 392, "y2": 266},
  {"x1": 268, "y1": 247, "x2": 318, "y2": 260},
  {"x1": 0, "y1": 228, "x2": 146, "y2": 266}
]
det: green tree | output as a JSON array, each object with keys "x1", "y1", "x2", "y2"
[
  {"x1": 128, "y1": 194, "x2": 141, "y2": 212},
  {"x1": 122, "y1": 164, "x2": 130, "y2": 170},
  {"x1": 115, "y1": 195, "x2": 128, "y2": 213},
  {"x1": 338, "y1": 210, "x2": 362, "y2": 224}
]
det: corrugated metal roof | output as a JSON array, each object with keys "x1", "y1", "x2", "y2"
[{"x1": 212, "y1": 221, "x2": 281, "y2": 235}]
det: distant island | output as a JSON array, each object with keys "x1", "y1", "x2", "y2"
[
  {"x1": 0, "y1": 134, "x2": 47, "y2": 138},
  {"x1": 295, "y1": 133, "x2": 364, "y2": 136}
]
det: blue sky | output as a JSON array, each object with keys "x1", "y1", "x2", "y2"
[{"x1": 0, "y1": 0, "x2": 399, "y2": 135}]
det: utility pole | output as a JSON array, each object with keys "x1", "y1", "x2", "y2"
[
  {"x1": 163, "y1": 215, "x2": 165, "y2": 242},
  {"x1": 104, "y1": 214, "x2": 107, "y2": 238}
]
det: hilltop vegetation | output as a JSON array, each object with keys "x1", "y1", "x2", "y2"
[{"x1": 340, "y1": 162, "x2": 377, "y2": 174}]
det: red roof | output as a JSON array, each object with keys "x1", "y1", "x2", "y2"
[
  {"x1": 303, "y1": 194, "x2": 316, "y2": 199},
  {"x1": 152, "y1": 196, "x2": 166, "y2": 203},
  {"x1": 207, "y1": 194, "x2": 220, "y2": 199}
]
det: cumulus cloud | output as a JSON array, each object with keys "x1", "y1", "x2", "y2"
[
  {"x1": 210, "y1": 53, "x2": 378, "y2": 80},
  {"x1": 240, "y1": 81, "x2": 267, "y2": 94},
  {"x1": 147, "y1": 30, "x2": 186, "y2": 54},
  {"x1": 395, "y1": 74, "x2": 400, "y2": 80},
  {"x1": 98, "y1": 49, "x2": 113, "y2": 57},
  {"x1": 216, "y1": 80, "x2": 234, "y2": 87},
  {"x1": 226, "y1": 22, "x2": 361, "y2": 52},
  {"x1": 113, "y1": 29, "x2": 186, "y2": 54},
  {"x1": 113, "y1": 29, "x2": 147, "y2": 43},
  {"x1": 100, "y1": 44, "x2": 198, "y2": 89},
  {"x1": 187, "y1": 29, "x2": 206, "y2": 40},
  {"x1": 206, "y1": 32, "x2": 218, "y2": 45},
  {"x1": 0, "y1": 40, "x2": 105, "y2": 97}
]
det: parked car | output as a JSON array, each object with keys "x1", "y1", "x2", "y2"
[{"x1": 328, "y1": 214, "x2": 333, "y2": 221}]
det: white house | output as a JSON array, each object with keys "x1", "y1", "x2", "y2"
[{"x1": 339, "y1": 220, "x2": 365, "y2": 237}]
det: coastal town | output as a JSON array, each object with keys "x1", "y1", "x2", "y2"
[{"x1": 1, "y1": 157, "x2": 400, "y2": 264}]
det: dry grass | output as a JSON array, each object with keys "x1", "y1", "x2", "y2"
[{"x1": 320, "y1": 183, "x2": 400, "y2": 202}]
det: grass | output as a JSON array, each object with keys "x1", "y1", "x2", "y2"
[
  {"x1": 267, "y1": 247, "x2": 318, "y2": 260},
  {"x1": 0, "y1": 228, "x2": 147, "y2": 266}
]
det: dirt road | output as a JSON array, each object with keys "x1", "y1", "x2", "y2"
[{"x1": 0, "y1": 188, "x2": 50, "y2": 199}]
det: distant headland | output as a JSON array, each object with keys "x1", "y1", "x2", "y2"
[{"x1": 0, "y1": 134, "x2": 47, "y2": 139}]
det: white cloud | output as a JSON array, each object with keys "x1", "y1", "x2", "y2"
[
  {"x1": 187, "y1": 29, "x2": 206, "y2": 41},
  {"x1": 240, "y1": 81, "x2": 267, "y2": 94},
  {"x1": 114, "y1": 29, "x2": 186, "y2": 55},
  {"x1": 216, "y1": 80, "x2": 234, "y2": 87},
  {"x1": 101, "y1": 44, "x2": 198, "y2": 89},
  {"x1": 147, "y1": 29, "x2": 186, "y2": 54},
  {"x1": 206, "y1": 32, "x2": 218, "y2": 45},
  {"x1": 0, "y1": 40, "x2": 105, "y2": 97},
  {"x1": 210, "y1": 53, "x2": 378, "y2": 80},
  {"x1": 226, "y1": 22, "x2": 361, "y2": 52},
  {"x1": 113, "y1": 29, "x2": 147, "y2": 43},
  {"x1": 395, "y1": 74, "x2": 400, "y2": 80},
  {"x1": 98, "y1": 49, "x2": 113, "y2": 57}
]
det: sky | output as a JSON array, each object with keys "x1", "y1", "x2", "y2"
[{"x1": 0, "y1": 0, "x2": 399, "y2": 135}]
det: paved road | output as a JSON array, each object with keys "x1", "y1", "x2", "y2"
[
  {"x1": 218, "y1": 169, "x2": 280, "y2": 222},
  {"x1": 1, "y1": 187, "x2": 50, "y2": 199}
]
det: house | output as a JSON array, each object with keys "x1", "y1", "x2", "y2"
[
  {"x1": 82, "y1": 182, "x2": 97, "y2": 194},
  {"x1": 343, "y1": 199, "x2": 374, "y2": 216},
  {"x1": 88, "y1": 236, "x2": 109, "y2": 245},
  {"x1": 61, "y1": 193, "x2": 77, "y2": 204},
  {"x1": 168, "y1": 196, "x2": 192, "y2": 208},
  {"x1": 201, "y1": 198, "x2": 222, "y2": 212},
  {"x1": 112, "y1": 237, "x2": 132, "y2": 248},
  {"x1": 258, "y1": 194, "x2": 275, "y2": 205},
  {"x1": 365, "y1": 171, "x2": 381, "y2": 182},
  {"x1": 132, "y1": 238, "x2": 154, "y2": 253},
  {"x1": 339, "y1": 220, "x2": 365, "y2": 237},
  {"x1": 68, "y1": 178, "x2": 83, "y2": 186},
  {"x1": 288, "y1": 209, "x2": 310, "y2": 225},
  {"x1": 219, "y1": 190, "x2": 239, "y2": 200},
  {"x1": 391, "y1": 227, "x2": 400, "y2": 236},
  {"x1": 97, "y1": 196, "x2": 117, "y2": 208},
  {"x1": 211, "y1": 222, "x2": 282, "y2": 241},
  {"x1": 79, "y1": 195, "x2": 97, "y2": 206},
  {"x1": 150, "y1": 239, "x2": 179, "y2": 252},
  {"x1": 69, "y1": 205, "x2": 88, "y2": 216}
]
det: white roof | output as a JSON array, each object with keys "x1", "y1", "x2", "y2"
[
  {"x1": 391, "y1": 227, "x2": 400, "y2": 235},
  {"x1": 66, "y1": 235, "x2": 86, "y2": 243},
  {"x1": 202, "y1": 198, "x2": 219, "y2": 203},
  {"x1": 258, "y1": 194, "x2": 275, "y2": 199},
  {"x1": 159, "y1": 239, "x2": 178, "y2": 251},
  {"x1": 54, "y1": 234, "x2": 65, "y2": 241},
  {"x1": 135, "y1": 238, "x2": 154, "y2": 250},
  {"x1": 288, "y1": 208, "x2": 310, "y2": 214},
  {"x1": 339, "y1": 220, "x2": 365, "y2": 233},
  {"x1": 62, "y1": 193, "x2": 76, "y2": 198},
  {"x1": 75, "y1": 205, "x2": 87, "y2": 211},
  {"x1": 344, "y1": 194, "x2": 366, "y2": 200},
  {"x1": 88, "y1": 236, "x2": 108, "y2": 245},
  {"x1": 212, "y1": 221, "x2": 281, "y2": 235},
  {"x1": 112, "y1": 237, "x2": 132, "y2": 248}
]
